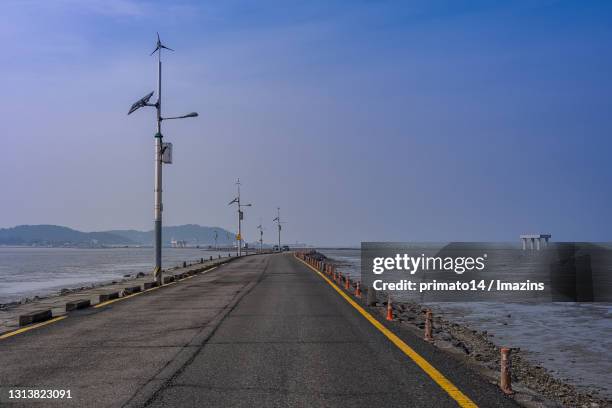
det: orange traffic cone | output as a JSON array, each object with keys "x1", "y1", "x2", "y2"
[
  {"x1": 386, "y1": 295, "x2": 393, "y2": 321},
  {"x1": 355, "y1": 281, "x2": 362, "y2": 298},
  {"x1": 345, "y1": 276, "x2": 350, "y2": 290}
]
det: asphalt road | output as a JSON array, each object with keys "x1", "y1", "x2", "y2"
[{"x1": 0, "y1": 253, "x2": 518, "y2": 407}]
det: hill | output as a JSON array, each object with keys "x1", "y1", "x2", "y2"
[
  {"x1": 0, "y1": 225, "x2": 135, "y2": 247},
  {"x1": 0, "y1": 224, "x2": 236, "y2": 247},
  {"x1": 107, "y1": 224, "x2": 235, "y2": 246}
]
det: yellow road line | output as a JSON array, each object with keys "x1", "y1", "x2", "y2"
[
  {"x1": 94, "y1": 291, "x2": 145, "y2": 308},
  {"x1": 93, "y1": 281, "x2": 180, "y2": 308},
  {"x1": 0, "y1": 316, "x2": 68, "y2": 340},
  {"x1": 296, "y1": 256, "x2": 478, "y2": 408}
]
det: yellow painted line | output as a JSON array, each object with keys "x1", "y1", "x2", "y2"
[
  {"x1": 94, "y1": 291, "x2": 144, "y2": 308},
  {"x1": 295, "y1": 256, "x2": 478, "y2": 408},
  {"x1": 94, "y1": 281, "x2": 177, "y2": 309},
  {"x1": 0, "y1": 316, "x2": 68, "y2": 340}
]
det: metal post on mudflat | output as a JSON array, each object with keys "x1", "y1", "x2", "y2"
[{"x1": 127, "y1": 33, "x2": 198, "y2": 285}]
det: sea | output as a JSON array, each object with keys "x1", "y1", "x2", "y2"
[{"x1": 0, "y1": 247, "x2": 235, "y2": 304}]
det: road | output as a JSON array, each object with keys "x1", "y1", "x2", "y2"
[{"x1": 0, "y1": 253, "x2": 517, "y2": 407}]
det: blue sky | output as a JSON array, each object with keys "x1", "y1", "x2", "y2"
[{"x1": 1, "y1": 0, "x2": 611, "y2": 245}]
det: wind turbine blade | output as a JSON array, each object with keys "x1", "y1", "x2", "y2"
[
  {"x1": 150, "y1": 45, "x2": 160, "y2": 56},
  {"x1": 161, "y1": 45, "x2": 174, "y2": 51}
]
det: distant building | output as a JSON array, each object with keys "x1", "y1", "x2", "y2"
[
  {"x1": 520, "y1": 234, "x2": 551, "y2": 250},
  {"x1": 170, "y1": 239, "x2": 187, "y2": 248}
]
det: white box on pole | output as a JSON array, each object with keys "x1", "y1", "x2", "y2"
[{"x1": 162, "y1": 142, "x2": 173, "y2": 164}]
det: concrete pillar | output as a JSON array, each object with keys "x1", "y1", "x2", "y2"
[
  {"x1": 536, "y1": 238, "x2": 541, "y2": 251},
  {"x1": 544, "y1": 237, "x2": 549, "y2": 248},
  {"x1": 522, "y1": 238, "x2": 526, "y2": 250},
  {"x1": 530, "y1": 238, "x2": 535, "y2": 250}
]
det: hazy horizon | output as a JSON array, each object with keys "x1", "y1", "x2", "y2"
[{"x1": 2, "y1": 1, "x2": 612, "y2": 246}]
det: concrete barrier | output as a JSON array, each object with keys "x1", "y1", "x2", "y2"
[
  {"x1": 19, "y1": 310, "x2": 52, "y2": 326},
  {"x1": 143, "y1": 281, "x2": 158, "y2": 290},
  {"x1": 99, "y1": 292, "x2": 119, "y2": 302},
  {"x1": 163, "y1": 276, "x2": 175, "y2": 284},
  {"x1": 66, "y1": 299, "x2": 91, "y2": 312},
  {"x1": 123, "y1": 286, "x2": 142, "y2": 296}
]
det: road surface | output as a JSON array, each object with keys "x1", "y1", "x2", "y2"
[{"x1": 0, "y1": 253, "x2": 517, "y2": 407}]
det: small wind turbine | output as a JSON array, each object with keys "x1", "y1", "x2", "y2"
[
  {"x1": 127, "y1": 33, "x2": 198, "y2": 285},
  {"x1": 273, "y1": 207, "x2": 285, "y2": 251}
]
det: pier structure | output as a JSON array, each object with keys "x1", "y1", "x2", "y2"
[{"x1": 520, "y1": 234, "x2": 551, "y2": 250}]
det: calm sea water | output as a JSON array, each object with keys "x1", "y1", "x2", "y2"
[
  {"x1": 319, "y1": 248, "x2": 612, "y2": 399},
  {"x1": 0, "y1": 247, "x2": 235, "y2": 304}
]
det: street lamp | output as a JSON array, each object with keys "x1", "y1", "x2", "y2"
[
  {"x1": 127, "y1": 33, "x2": 198, "y2": 285},
  {"x1": 228, "y1": 178, "x2": 251, "y2": 256},
  {"x1": 257, "y1": 223, "x2": 264, "y2": 253},
  {"x1": 273, "y1": 207, "x2": 283, "y2": 252}
]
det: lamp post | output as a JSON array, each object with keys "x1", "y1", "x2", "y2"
[
  {"x1": 273, "y1": 207, "x2": 282, "y2": 251},
  {"x1": 228, "y1": 178, "x2": 251, "y2": 256},
  {"x1": 257, "y1": 223, "x2": 264, "y2": 253},
  {"x1": 127, "y1": 33, "x2": 198, "y2": 285}
]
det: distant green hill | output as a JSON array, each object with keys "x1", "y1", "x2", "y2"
[
  {"x1": 0, "y1": 224, "x2": 235, "y2": 247},
  {"x1": 0, "y1": 225, "x2": 135, "y2": 246},
  {"x1": 107, "y1": 224, "x2": 235, "y2": 246}
]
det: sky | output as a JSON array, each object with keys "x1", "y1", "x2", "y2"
[{"x1": 1, "y1": 0, "x2": 612, "y2": 246}]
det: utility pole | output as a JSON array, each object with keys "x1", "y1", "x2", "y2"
[
  {"x1": 257, "y1": 223, "x2": 264, "y2": 253},
  {"x1": 228, "y1": 178, "x2": 251, "y2": 256},
  {"x1": 214, "y1": 230, "x2": 218, "y2": 250},
  {"x1": 128, "y1": 33, "x2": 198, "y2": 285},
  {"x1": 273, "y1": 207, "x2": 282, "y2": 251}
]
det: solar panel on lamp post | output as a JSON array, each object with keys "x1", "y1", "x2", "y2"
[{"x1": 127, "y1": 33, "x2": 198, "y2": 285}]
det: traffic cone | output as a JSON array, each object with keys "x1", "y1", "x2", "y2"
[
  {"x1": 355, "y1": 281, "x2": 362, "y2": 298},
  {"x1": 386, "y1": 295, "x2": 393, "y2": 321},
  {"x1": 345, "y1": 276, "x2": 350, "y2": 290}
]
